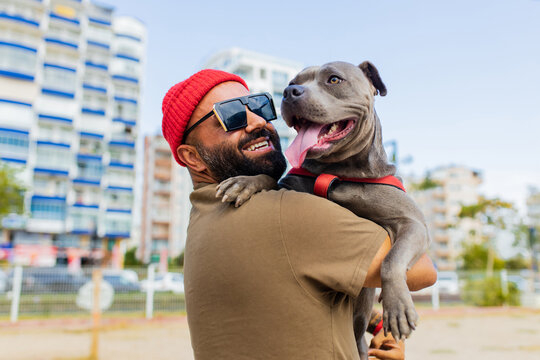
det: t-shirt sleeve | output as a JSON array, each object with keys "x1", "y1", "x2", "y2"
[{"x1": 279, "y1": 190, "x2": 388, "y2": 299}]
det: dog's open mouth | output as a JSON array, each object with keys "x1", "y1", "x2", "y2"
[
  {"x1": 285, "y1": 118, "x2": 357, "y2": 168},
  {"x1": 316, "y1": 118, "x2": 356, "y2": 145}
]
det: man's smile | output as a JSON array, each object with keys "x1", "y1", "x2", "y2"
[{"x1": 241, "y1": 136, "x2": 275, "y2": 154}]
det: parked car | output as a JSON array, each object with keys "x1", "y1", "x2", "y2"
[
  {"x1": 8, "y1": 267, "x2": 88, "y2": 293},
  {"x1": 102, "y1": 270, "x2": 141, "y2": 293},
  {"x1": 141, "y1": 272, "x2": 184, "y2": 294},
  {"x1": 437, "y1": 271, "x2": 459, "y2": 295},
  {"x1": 413, "y1": 271, "x2": 459, "y2": 296}
]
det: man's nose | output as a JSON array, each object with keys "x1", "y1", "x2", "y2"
[{"x1": 244, "y1": 109, "x2": 267, "y2": 133}]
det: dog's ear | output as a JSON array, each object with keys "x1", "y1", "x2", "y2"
[{"x1": 358, "y1": 61, "x2": 387, "y2": 96}]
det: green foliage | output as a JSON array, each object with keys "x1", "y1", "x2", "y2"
[
  {"x1": 124, "y1": 247, "x2": 144, "y2": 266},
  {"x1": 411, "y1": 173, "x2": 441, "y2": 191},
  {"x1": 169, "y1": 251, "x2": 184, "y2": 268},
  {"x1": 458, "y1": 197, "x2": 513, "y2": 227},
  {"x1": 0, "y1": 164, "x2": 25, "y2": 220},
  {"x1": 504, "y1": 254, "x2": 530, "y2": 270},
  {"x1": 460, "y1": 242, "x2": 505, "y2": 270},
  {"x1": 463, "y1": 275, "x2": 520, "y2": 306}
]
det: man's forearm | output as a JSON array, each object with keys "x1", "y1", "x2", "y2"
[{"x1": 364, "y1": 237, "x2": 437, "y2": 290}]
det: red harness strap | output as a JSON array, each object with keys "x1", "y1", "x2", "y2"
[{"x1": 288, "y1": 167, "x2": 406, "y2": 198}]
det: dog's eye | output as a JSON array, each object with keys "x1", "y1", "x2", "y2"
[{"x1": 328, "y1": 76, "x2": 342, "y2": 84}]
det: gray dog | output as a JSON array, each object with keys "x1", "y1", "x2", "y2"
[{"x1": 216, "y1": 61, "x2": 430, "y2": 358}]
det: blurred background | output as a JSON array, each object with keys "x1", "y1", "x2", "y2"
[{"x1": 0, "y1": 0, "x2": 539, "y2": 359}]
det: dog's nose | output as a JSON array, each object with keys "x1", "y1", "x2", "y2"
[{"x1": 283, "y1": 85, "x2": 304, "y2": 99}]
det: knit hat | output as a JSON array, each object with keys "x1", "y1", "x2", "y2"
[{"x1": 161, "y1": 69, "x2": 249, "y2": 166}]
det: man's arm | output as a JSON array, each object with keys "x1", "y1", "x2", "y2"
[{"x1": 363, "y1": 236, "x2": 437, "y2": 290}]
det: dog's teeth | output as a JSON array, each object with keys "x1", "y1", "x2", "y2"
[{"x1": 328, "y1": 123, "x2": 338, "y2": 135}]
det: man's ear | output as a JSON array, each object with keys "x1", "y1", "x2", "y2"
[
  {"x1": 177, "y1": 144, "x2": 207, "y2": 172},
  {"x1": 358, "y1": 61, "x2": 387, "y2": 97}
]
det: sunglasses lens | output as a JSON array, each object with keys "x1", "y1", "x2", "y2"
[
  {"x1": 248, "y1": 95, "x2": 276, "y2": 121},
  {"x1": 218, "y1": 100, "x2": 247, "y2": 131}
]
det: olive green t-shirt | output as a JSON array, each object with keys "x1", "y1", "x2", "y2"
[{"x1": 185, "y1": 183, "x2": 387, "y2": 360}]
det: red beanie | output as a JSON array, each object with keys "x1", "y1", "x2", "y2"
[{"x1": 161, "y1": 69, "x2": 249, "y2": 166}]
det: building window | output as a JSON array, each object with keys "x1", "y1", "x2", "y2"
[
  {"x1": 36, "y1": 146, "x2": 71, "y2": 170},
  {"x1": 0, "y1": 130, "x2": 29, "y2": 158},
  {"x1": 79, "y1": 138, "x2": 103, "y2": 155},
  {"x1": 87, "y1": 23, "x2": 112, "y2": 44},
  {"x1": 42, "y1": 66, "x2": 77, "y2": 94},
  {"x1": 0, "y1": 44, "x2": 37, "y2": 77},
  {"x1": 33, "y1": 177, "x2": 68, "y2": 197},
  {"x1": 82, "y1": 93, "x2": 108, "y2": 110},
  {"x1": 31, "y1": 198, "x2": 66, "y2": 220},
  {"x1": 46, "y1": 23, "x2": 80, "y2": 45},
  {"x1": 86, "y1": 48, "x2": 109, "y2": 65},
  {"x1": 77, "y1": 158, "x2": 103, "y2": 180},
  {"x1": 70, "y1": 209, "x2": 98, "y2": 231},
  {"x1": 114, "y1": 102, "x2": 137, "y2": 119},
  {"x1": 105, "y1": 218, "x2": 131, "y2": 234}
]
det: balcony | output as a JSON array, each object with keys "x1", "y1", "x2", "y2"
[
  {"x1": 434, "y1": 233, "x2": 450, "y2": 243},
  {"x1": 0, "y1": 12, "x2": 40, "y2": 28},
  {"x1": 154, "y1": 169, "x2": 171, "y2": 181}
]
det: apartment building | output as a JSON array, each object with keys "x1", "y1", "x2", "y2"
[
  {"x1": 409, "y1": 165, "x2": 482, "y2": 271},
  {"x1": 140, "y1": 135, "x2": 191, "y2": 263},
  {"x1": 0, "y1": 0, "x2": 145, "y2": 265},
  {"x1": 204, "y1": 47, "x2": 303, "y2": 152}
]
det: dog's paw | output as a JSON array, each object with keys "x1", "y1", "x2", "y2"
[
  {"x1": 216, "y1": 175, "x2": 277, "y2": 207},
  {"x1": 380, "y1": 279, "x2": 418, "y2": 341}
]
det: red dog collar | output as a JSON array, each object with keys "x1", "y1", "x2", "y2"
[{"x1": 287, "y1": 167, "x2": 406, "y2": 199}]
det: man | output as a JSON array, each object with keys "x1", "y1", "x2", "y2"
[{"x1": 161, "y1": 69, "x2": 436, "y2": 360}]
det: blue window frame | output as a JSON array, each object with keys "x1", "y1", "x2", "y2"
[
  {"x1": 0, "y1": 128, "x2": 29, "y2": 158},
  {"x1": 31, "y1": 196, "x2": 66, "y2": 220}
]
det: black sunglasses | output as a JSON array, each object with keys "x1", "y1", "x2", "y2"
[{"x1": 182, "y1": 92, "x2": 277, "y2": 142}]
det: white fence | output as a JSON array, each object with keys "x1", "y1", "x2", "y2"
[{"x1": 1, "y1": 265, "x2": 185, "y2": 322}]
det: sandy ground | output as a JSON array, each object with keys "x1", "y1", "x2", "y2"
[{"x1": 1, "y1": 307, "x2": 540, "y2": 360}]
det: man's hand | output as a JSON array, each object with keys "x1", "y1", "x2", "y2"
[{"x1": 368, "y1": 338, "x2": 405, "y2": 360}]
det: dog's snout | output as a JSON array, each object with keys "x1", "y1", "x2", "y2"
[{"x1": 283, "y1": 85, "x2": 304, "y2": 99}]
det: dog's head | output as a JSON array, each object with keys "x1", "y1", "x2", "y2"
[{"x1": 281, "y1": 61, "x2": 386, "y2": 167}]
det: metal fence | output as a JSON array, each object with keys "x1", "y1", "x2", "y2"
[
  {"x1": 2, "y1": 266, "x2": 540, "y2": 322},
  {"x1": 0, "y1": 265, "x2": 185, "y2": 322}
]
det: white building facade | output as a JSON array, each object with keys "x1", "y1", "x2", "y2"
[
  {"x1": 140, "y1": 135, "x2": 191, "y2": 263},
  {"x1": 0, "y1": 0, "x2": 145, "y2": 265},
  {"x1": 409, "y1": 165, "x2": 482, "y2": 271},
  {"x1": 204, "y1": 47, "x2": 303, "y2": 153}
]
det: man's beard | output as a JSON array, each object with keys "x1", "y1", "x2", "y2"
[{"x1": 195, "y1": 128, "x2": 287, "y2": 183}]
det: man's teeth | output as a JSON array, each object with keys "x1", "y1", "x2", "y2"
[{"x1": 247, "y1": 140, "x2": 269, "y2": 151}]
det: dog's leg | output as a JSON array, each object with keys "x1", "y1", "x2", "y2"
[
  {"x1": 216, "y1": 175, "x2": 277, "y2": 207},
  {"x1": 380, "y1": 220, "x2": 430, "y2": 340},
  {"x1": 354, "y1": 287, "x2": 375, "y2": 360}
]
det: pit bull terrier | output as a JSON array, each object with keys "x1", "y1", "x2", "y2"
[{"x1": 216, "y1": 61, "x2": 431, "y2": 359}]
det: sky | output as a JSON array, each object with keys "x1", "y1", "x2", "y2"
[{"x1": 107, "y1": 0, "x2": 540, "y2": 213}]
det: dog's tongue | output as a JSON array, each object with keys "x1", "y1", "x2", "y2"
[{"x1": 285, "y1": 123, "x2": 326, "y2": 168}]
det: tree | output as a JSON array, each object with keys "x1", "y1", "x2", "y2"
[
  {"x1": 409, "y1": 172, "x2": 441, "y2": 191},
  {"x1": 460, "y1": 241, "x2": 505, "y2": 271},
  {"x1": 0, "y1": 163, "x2": 25, "y2": 222},
  {"x1": 458, "y1": 196, "x2": 514, "y2": 275},
  {"x1": 124, "y1": 247, "x2": 144, "y2": 266},
  {"x1": 169, "y1": 251, "x2": 184, "y2": 268}
]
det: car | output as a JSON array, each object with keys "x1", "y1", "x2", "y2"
[
  {"x1": 102, "y1": 270, "x2": 141, "y2": 292},
  {"x1": 412, "y1": 271, "x2": 459, "y2": 296},
  {"x1": 8, "y1": 267, "x2": 88, "y2": 293},
  {"x1": 437, "y1": 271, "x2": 459, "y2": 295},
  {"x1": 141, "y1": 272, "x2": 184, "y2": 294}
]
